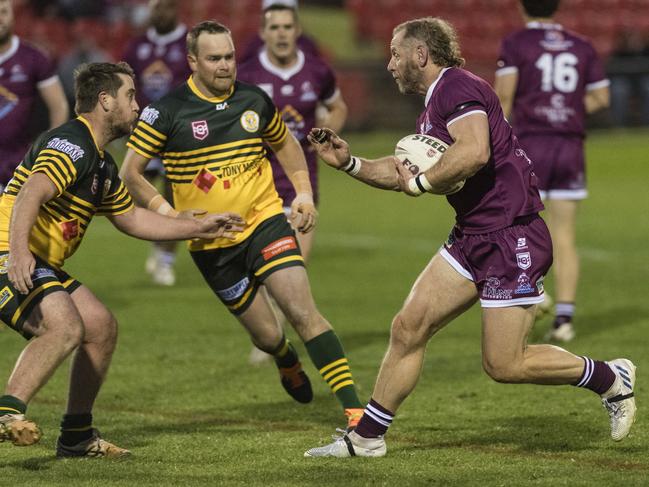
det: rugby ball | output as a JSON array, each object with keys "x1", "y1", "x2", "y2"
[{"x1": 394, "y1": 134, "x2": 465, "y2": 195}]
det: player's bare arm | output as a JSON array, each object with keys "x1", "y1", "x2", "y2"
[
  {"x1": 38, "y1": 79, "x2": 69, "y2": 129},
  {"x1": 108, "y1": 207, "x2": 245, "y2": 242},
  {"x1": 494, "y1": 72, "x2": 518, "y2": 120},
  {"x1": 120, "y1": 149, "x2": 168, "y2": 208},
  {"x1": 584, "y1": 85, "x2": 610, "y2": 114},
  {"x1": 320, "y1": 93, "x2": 348, "y2": 133},
  {"x1": 396, "y1": 113, "x2": 490, "y2": 196},
  {"x1": 270, "y1": 132, "x2": 317, "y2": 233},
  {"x1": 308, "y1": 127, "x2": 399, "y2": 190},
  {"x1": 7, "y1": 173, "x2": 58, "y2": 294}
]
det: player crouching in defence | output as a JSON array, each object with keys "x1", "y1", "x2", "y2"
[
  {"x1": 0, "y1": 62, "x2": 244, "y2": 457},
  {"x1": 303, "y1": 17, "x2": 636, "y2": 458}
]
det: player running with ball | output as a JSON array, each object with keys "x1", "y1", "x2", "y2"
[{"x1": 304, "y1": 17, "x2": 636, "y2": 458}]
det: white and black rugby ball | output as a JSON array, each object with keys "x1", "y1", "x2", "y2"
[{"x1": 394, "y1": 134, "x2": 465, "y2": 195}]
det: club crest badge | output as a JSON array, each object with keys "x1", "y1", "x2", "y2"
[
  {"x1": 516, "y1": 252, "x2": 531, "y2": 270},
  {"x1": 192, "y1": 120, "x2": 209, "y2": 140},
  {"x1": 240, "y1": 110, "x2": 260, "y2": 133}
]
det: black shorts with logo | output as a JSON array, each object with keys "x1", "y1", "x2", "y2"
[
  {"x1": 0, "y1": 252, "x2": 82, "y2": 339},
  {"x1": 190, "y1": 214, "x2": 305, "y2": 315}
]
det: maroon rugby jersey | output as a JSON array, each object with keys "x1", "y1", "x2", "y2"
[
  {"x1": 497, "y1": 22, "x2": 608, "y2": 137},
  {"x1": 418, "y1": 67, "x2": 543, "y2": 234},
  {"x1": 238, "y1": 49, "x2": 338, "y2": 205},
  {"x1": 122, "y1": 24, "x2": 191, "y2": 110},
  {"x1": 0, "y1": 36, "x2": 58, "y2": 184}
]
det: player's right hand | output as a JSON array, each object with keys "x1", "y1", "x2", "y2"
[
  {"x1": 307, "y1": 128, "x2": 351, "y2": 170},
  {"x1": 7, "y1": 249, "x2": 36, "y2": 295},
  {"x1": 195, "y1": 212, "x2": 246, "y2": 241}
]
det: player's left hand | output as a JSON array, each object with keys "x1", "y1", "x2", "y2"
[
  {"x1": 393, "y1": 157, "x2": 421, "y2": 196},
  {"x1": 290, "y1": 192, "x2": 317, "y2": 233}
]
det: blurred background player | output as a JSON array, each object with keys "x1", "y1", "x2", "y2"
[
  {"x1": 239, "y1": 0, "x2": 321, "y2": 64},
  {"x1": 238, "y1": 2, "x2": 348, "y2": 364},
  {"x1": 0, "y1": 0, "x2": 68, "y2": 193},
  {"x1": 494, "y1": 0, "x2": 610, "y2": 342},
  {"x1": 122, "y1": 0, "x2": 191, "y2": 286}
]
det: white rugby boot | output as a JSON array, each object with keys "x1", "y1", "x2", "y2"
[
  {"x1": 304, "y1": 430, "x2": 386, "y2": 458},
  {"x1": 544, "y1": 322, "x2": 575, "y2": 342},
  {"x1": 601, "y1": 358, "x2": 637, "y2": 441}
]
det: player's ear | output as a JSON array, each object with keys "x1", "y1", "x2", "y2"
[
  {"x1": 416, "y1": 44, "x2": 428, "y2": 67},
  {"x1": 98, "y1": 91, "x2": 111, "y2": 112}
]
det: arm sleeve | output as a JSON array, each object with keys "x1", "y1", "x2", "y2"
[
  {"x1": 584, "y1": 43, "x2": 610, "y2": 90},
  {"x1": 436, "y1": 77, "x2": 487, "y2": 128},
  {"x1": 31, "y1": 146, "x2": 83, "y2": 196},
  {"x1": 33, "y1": 48, "x2": 58, "y2": 87},
  {"x1": 259, "y1": 92, "x2": 289, "y2": 145},
  {"x1": 126, "y1": 103, "x2": 170, "y2": 159},
  {"x1": 319, "y1": 64, "x2": 338, "y2": 104},
  {"x1": 496, "y1": 36, "x2": 519, "y2": 76}
]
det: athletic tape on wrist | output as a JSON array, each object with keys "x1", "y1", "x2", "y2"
[
  {"x1": 342, "y1": 156, "x2": 361, "y2": 176},
  {"x1": 147, "y1": 194, "x2": 178, "y2": 217},
  {"x1": 407, "y1": 173, "x2": 433, "y2": 195}
]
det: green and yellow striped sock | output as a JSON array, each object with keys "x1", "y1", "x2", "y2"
[
  {"x1": 272, "y1": 335, "x2": 299, "y2": 368},
  {"x1": 0, "y1": 395, "x2": 26, "y2": 416},
  {"x1": 305, "y1": 330, "x2": 362, "y2": 409}
]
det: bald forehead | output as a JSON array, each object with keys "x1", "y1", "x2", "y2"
[{"x1": 195, "y1": 32, "x2": 235, "y2": 55}]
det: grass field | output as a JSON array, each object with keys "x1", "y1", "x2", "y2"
[{"x1": 0, "y1": 129, "x2": 647, "y2": 486}]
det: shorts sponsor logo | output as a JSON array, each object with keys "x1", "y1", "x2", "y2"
[
  {"x1": 61, "y1": 219, "x2": 79, "y2": 241},
  {"x1": 514, "y1": 273, "x2": 535, "y2": 295},
  {"x1": 140, "y1": 106, "x2": 160, "y2": 125},
  {"x1": 0, "y1": 286, "x2": 13, "y2": 309},
  {"x1": 0, "y1": 254, "x2": 8, "y2": 274},
  {"x1": 32, "y1": 267, "x2": 56, "y2": 280},
  {"x1": 516, "y1": 252, "x2": 531, "y2": 270},
  {"x1": 262, "y1": 237, "x2": 297, "y2": 261},
  {"x1": 216, "y1": 277, "x2": 250, "y2": 301},
  {"x1": 483, "y1": 276, "x2": 512, "y2": 300},
  {"x1": 536, "y1": 277, "x2": 545, "y2": 293},
  {"x1": 191, "y1": 120, "x2": 209, "y2": 140},
  {"x1": 516, "y1": 237, "x2": 527, "y2": 249},
  {"x1": 240, "y1": 110, "x2": 260, "y2": 133}
]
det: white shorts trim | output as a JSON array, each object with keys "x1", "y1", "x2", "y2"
[
  {"x1": 480, "y1": 294, "x2": 545, "y2": 308},
  {"x1": 446, "y1": 110, "x2": 487, "y2": 128},
  {"x1": 540, "y1": 189, "x2": 588, "y2": 200},
  {"x1": 495, "y1": 66, "x2": 518, "y2": 76},
  {"x1": 439, "y1": 247, "x2": 473, "y2": 281}
]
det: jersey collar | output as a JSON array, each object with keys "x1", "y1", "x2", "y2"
[
  {"x1": 187, "y1": 76, "x2": 234, "y2": 103},
  {"x1": 146, "y1": 24, "x2": 187, "y2": 46},
  {"x1": 258, "y1": 48, "x2": 305, "y2": 81},
  {"x1": 0, "y1": 36, "x2": 20, "y2": 66},
  {"x1": 424, "y1": 66, "x2": 451, "y2": 106},
  {"x1": 526, "y1": 21, "x2": 563, "y2": 30},
  {"x1": 77, "y1": 116, "x2": 104, "y2": 158}
]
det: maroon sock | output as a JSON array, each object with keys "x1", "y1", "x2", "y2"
[
  {"x1": 353, "y1": 398, "x2": 394, "y2": 438},
  {"x1": 574, "y1": 356, "x2": 615, "y2": 395}
]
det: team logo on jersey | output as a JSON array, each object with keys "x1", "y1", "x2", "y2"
[
  {"x1": 281, "y1": 84, "x2": 294, "y2": 96},
  {"x1": 0, "y1": 254, "x2": 8, "y2": 274},
  {"x1": 91, "y1": 174, "x2": 99, "y2": 195},
  {"x1": 0, "y1": 286, "x2": 13, "y2": 310},
  {"x1": 240, "y1": 110, "x2": 260, "y2": 133},
  {"x1": 516, "y1": 252, "x2": 531, "y2": 270},
  {"x1": 103, "y1": 179, "x2": 112, "y2": 197},
  {"x1": 140, "y1": 106, "x2": 160, "y2": 125},
  {"x1": 192, "y1": 120, "x2": 209, "y2": 140}
]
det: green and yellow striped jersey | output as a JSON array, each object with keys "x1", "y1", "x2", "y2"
[
  {"x1": 0, "y1": 116, "x2": 134, "y2": 268},
  {"x1": 127, "y1": 76, "x2": 289, "y2": 251}
]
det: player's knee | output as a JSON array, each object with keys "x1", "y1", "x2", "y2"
[
  {"x1": 390, "y1": 312, "x2": 428, "y2": 351},
  {"x1": 482, "y1": 357, "x2": 524, "y2": 383},
  {"x1": 58, "y1": 320, "x2": 84, "y2": 352}
]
